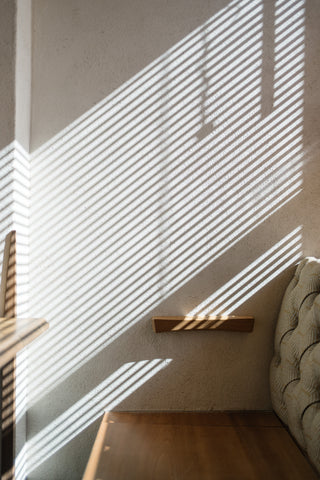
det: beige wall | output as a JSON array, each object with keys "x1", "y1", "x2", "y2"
[
  {"x1": 15, "y1": 0, "x2": 32, "y2": 152},
  {"x1": 0, "y1": 0, "x2": 31, "y2": 151},
  {"x1": 27, "y1": 0, "x2": 320, "y2": 479},
  {"x1": 0, "y1": 0, "x2": 15, "y2": 150}
]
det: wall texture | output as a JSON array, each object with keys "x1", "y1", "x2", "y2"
[
  {"x1": 15, "y1": 0, "x2": 32, "y2": 152},
  {"x1": 0, "y1": 0, "x2": 15, "y2": 151},
  {"x1": 27, "y1": 0, "x2": 320, "y2": 479}
]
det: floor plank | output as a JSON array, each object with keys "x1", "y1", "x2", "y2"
[{"x1": 83, "y1": 412, "x2": 319, "y2": 480}]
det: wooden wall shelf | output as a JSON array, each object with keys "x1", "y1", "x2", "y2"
[{"x1": 152, "y1": 315, "x2": 254, "y2": 333}]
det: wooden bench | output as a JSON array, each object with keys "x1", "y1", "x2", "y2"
[
  {"x1": 83, "y1": 411, "x2": 319, "y2": 479},
  {"x1": 83, "y1": 258, "x2": 320, "y2": 479}
]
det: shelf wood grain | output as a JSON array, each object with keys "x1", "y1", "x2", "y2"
[{"x1": 152, "y1": 315, "x2": 254, "y2": 333}]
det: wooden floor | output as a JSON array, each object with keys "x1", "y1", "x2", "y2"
[{"x1": 83, "y1": 412, "x2": 319, "y2": 480}]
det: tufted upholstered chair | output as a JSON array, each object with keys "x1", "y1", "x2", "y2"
[{"x1": 270, "y1": 257, "x2": 320, "y2": 474}]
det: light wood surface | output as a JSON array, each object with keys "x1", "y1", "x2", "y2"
[
  {"x1": 152, "y1": 315, "x2": 254, "y2": 332},
  {"x1": 83, "y1": 412, "x2": 318, "y2": 480}
]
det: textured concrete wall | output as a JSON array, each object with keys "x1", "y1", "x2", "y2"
[
  {"x1": 27, "y1": 0, "x2": 320, "y2": 479},
  {"x1": 0, "y1": 0, "x2": 16, "y2": 150},
  {"x1": 15, "y1": 0, "x2": 32, "y2": 152}
]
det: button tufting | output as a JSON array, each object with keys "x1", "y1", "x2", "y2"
[{"x1": 270, "y1": 257, "x2": 320, "y2": 474}]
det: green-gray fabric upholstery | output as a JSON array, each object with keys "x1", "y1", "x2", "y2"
[{"x1": 270, "y1": 257, "x2": 320, "y2": 474}]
